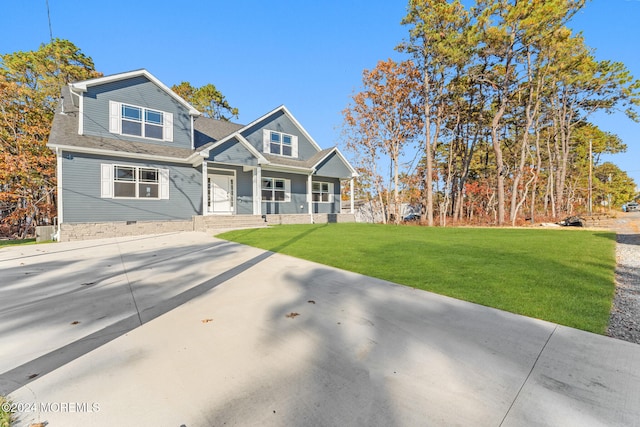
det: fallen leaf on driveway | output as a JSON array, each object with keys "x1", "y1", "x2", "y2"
[
  {"x1": 286, "y1": 312, "x2": 300, "y2": 318},
  {"x1": 307, "y1": 300, "x2": 316, "y2": 304},
  {"x1": 70, "y1": 321, "x2": 80, "y2": 325},
  {"x1": 28, "y1": 373, "x2": 38, "y2": 379},
  {"x1": 201, "y1": 318, "x2": 213, "y2": 323}
]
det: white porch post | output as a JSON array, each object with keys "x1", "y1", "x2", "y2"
[
  {"x1": 202, "y1": 160, "x2": 208, "y2": 215},
  {"x1": 56, "y1": 148, "x2": 63, "y2": 237},
  {"x1": 307, "y1": 174, "x2": 313, "y2": 223},
  {"x1": 350, "y1": 178, "x2": 355, "y2": 214},
  {"x1": 254, "y1": 166, "x2": 262, "y2": 215}
]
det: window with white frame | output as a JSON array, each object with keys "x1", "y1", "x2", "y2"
[
  {"x1": 109, "y1": 101, "x2": 173, "y2": 142},
  {"x1": 263, "y1": 130, "x2": 298, "y2": 158},
  {"x1": 261, "y1": 177, "x2": 290, "y2": 202},
  {"x1": 101, "y1": 164, "x2": 169, "y2": 199},
  {"x1": 312, "y1": 182, "x2": 334, "y2": 203}
]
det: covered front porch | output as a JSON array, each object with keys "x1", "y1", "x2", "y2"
[{"x1": 201, "y1": 162, "x2": 355, "y2": 218}]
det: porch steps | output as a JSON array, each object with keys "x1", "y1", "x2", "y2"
[{"x1": 200, "y1": 215, "x2": 268, "y2": 233}]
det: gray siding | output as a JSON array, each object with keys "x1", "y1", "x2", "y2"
[
  {"x1": 242, "y1": 110, "x2": 318, "y2": 161},
  {"x1": 61, "y1": 152, "x2": 202, "y2": 223},
  {"x1": 315, "y1": 152, "x2": 353, "y2": 179},
  {"x1": 207, "y1": 138, "x2": 258, "y2": 167},
  {"x1": 82, "y1": 76, "x2": 192, "y2": 149}
]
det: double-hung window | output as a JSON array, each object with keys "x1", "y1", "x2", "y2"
[
  {"x1": 312, "y1": 182, "x2": 334, "y2": 203},
  {"x1": 109, "y1": 101, "x2": 173, "y2": 142},
  {"x1": 261, "y1": 178, "x2": 290, "y2": 202},
  {"x1": 262, "y1": 130, "x2": 298, "y2": 158},
  {"x1": 101, "y1": 164, "x2": 169, "y2": 199}
]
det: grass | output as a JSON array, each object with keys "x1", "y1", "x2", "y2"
[
  {"x1": 0, "y1": 395, "x2": 13, "y2": 427},
  {"x1": 0, "y1": 238, "x2": 36, "y2": 248},
  {"x1": 218, "y1": 223, "x2": 617, "y2": 334}
]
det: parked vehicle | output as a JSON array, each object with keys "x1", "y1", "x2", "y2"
[
  {"x1": 626, "y1": 202, "x2": 639, "y2": 212},
  {"x1": 559, "y1": 216, "x2": 585, "y2": 227}
]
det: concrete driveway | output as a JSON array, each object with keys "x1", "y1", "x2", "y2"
[{"x1": 1, "y1": 231, "x2": 639, "y2": 426}]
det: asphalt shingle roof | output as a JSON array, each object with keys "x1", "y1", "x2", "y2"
[{"x1": 47, "y1": 86, "x2": 349, "y2": 175}]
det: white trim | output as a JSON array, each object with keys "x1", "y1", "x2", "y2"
[
  {"x1": 202, "y1": 160, "x2": 208, "y2": 215},
  {"x1": 190, "y1": 116, "x2": 195, "y2": 150},
  {"x1": 163, "y1": 112, "x2": 173, "y2": 142},
  {"x1": 263, "y1": 129, "x2": 298, "y2": 159},
  {"x1": 106, "y1": 163, "x2": 164, "y2": 200},
  {"x1": 312, "y1": 181, "x2": 334, "y2": 203},
  {"x1": 100, "y1": 163, "x2": 113, "y2": 198},
  {"x1": 69, "y1": 69, "x2": 201, "y2": 116},
  {"x1": 56, "y1": 149, "x2": 63, "y2": 226},
  {"x1": 262, "y1": 129, "x2": 270, "y2": 153},
  {"x1": 208, "y1": 168, "x2": 237, "y2": 214},
  {"x1": 109, "y1": 100, "x2": 121, "y2": 133},
  {"x1": 261, "y1": 176, "x2": 290, "y2": 203},
  {"x1": 261, "y1": 164, "x2": 314, "y2": 174},
  {"x1": 254, "y1": 166, "x2": 262, "y2": 214},
  {"x1": 114, "y1": 101, "x2": 170, "y2": 142},
  {"x1": 350, "y1": 178, "x2": 355, "y2": 214},
  {"x1": 307, "y1": 174, "x2": 313, "y2": 218},
  {"x1": 78, "y1": 94, "x2": 84, "y2": 135},
  {"x1": 159, "y1": 168, "x2": 170, "y2": 199},
  {"x1": 48, "y1": 143, "x2": 196, "y2": 164}
]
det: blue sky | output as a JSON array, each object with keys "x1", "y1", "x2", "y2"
[{"x1": 1, "y1": 0, "x2": 638, "y2": 190}]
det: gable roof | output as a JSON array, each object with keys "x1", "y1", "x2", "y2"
[
  {"x1": 69, "y1": 69, "x2": 201, "y2": 117},
  {"x1": 240, "y1": 105, "x2": 323, "y2": 152},
  {"x1": 49, "y1": 73, "x2": 356, "y2": 176}
]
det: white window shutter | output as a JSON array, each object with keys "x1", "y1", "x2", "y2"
[
  {"x1": 101, "y1": 164, "x2": 113, "y2": 198},
  {"x1": 284, "y1": 179, "x2": 291, "y2": 202},
  {"x1": 109, "y1": 101, "x2": 121, "y2": 134},
  {"x1": 164, "y1": 112, "x2": 173, "y2": 142},
  {"x1": 263, "y1": 129, "x2": 270, "y2": 153},
  {"x1": 292, "y1": 135, "x2": 298, "y2": 158},
  {"x1": 160, "y1": 168, "x2": 170, "y2": 199},
  {"x1": 329, "y1": 183, "x2": 335, "y2": 203}
]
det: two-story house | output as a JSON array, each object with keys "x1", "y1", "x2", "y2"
[{"x1": 48, "y1": 69, "x2": 357, "y2": 240}]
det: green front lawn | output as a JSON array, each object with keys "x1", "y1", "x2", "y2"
[
  {"x1": 218, "y1": 223, "x2": 616, "y2": 334},
  {"x1": 0, "y1": 238, "x2": 36, "y2": 248}
]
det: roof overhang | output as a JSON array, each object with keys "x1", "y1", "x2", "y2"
[{"x1": 68, "y1": 69, "x2": 201, "y2": 117}]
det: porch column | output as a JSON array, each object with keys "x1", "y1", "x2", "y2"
[
  {"x1": 201, "y1": 160, "x2": 208, "y2": 215},
  {"x1": 350, "y1": 178, "x2": 355, "y2": 214},
  {"x1": 307, "y1": 174, "x2": 313, "y2": 223},
  {"x1": 253, "y1": 166, "x2": 262, "y2": 215}
]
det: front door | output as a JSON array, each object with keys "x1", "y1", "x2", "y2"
[{"x1": 209, "y1": 175, "x2": 234, "y2": 214}]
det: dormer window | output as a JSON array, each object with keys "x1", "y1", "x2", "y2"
[
  {"x1": 109, "y1": 101, "x2": 173, "y2": 142},
  {"x1": 263, "y1": 129, "x2": 298, "y2": 158}
]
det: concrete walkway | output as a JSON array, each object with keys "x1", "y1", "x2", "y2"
[{"x1": 1, "y1": 232, "x2": 639, "y2": 426}]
